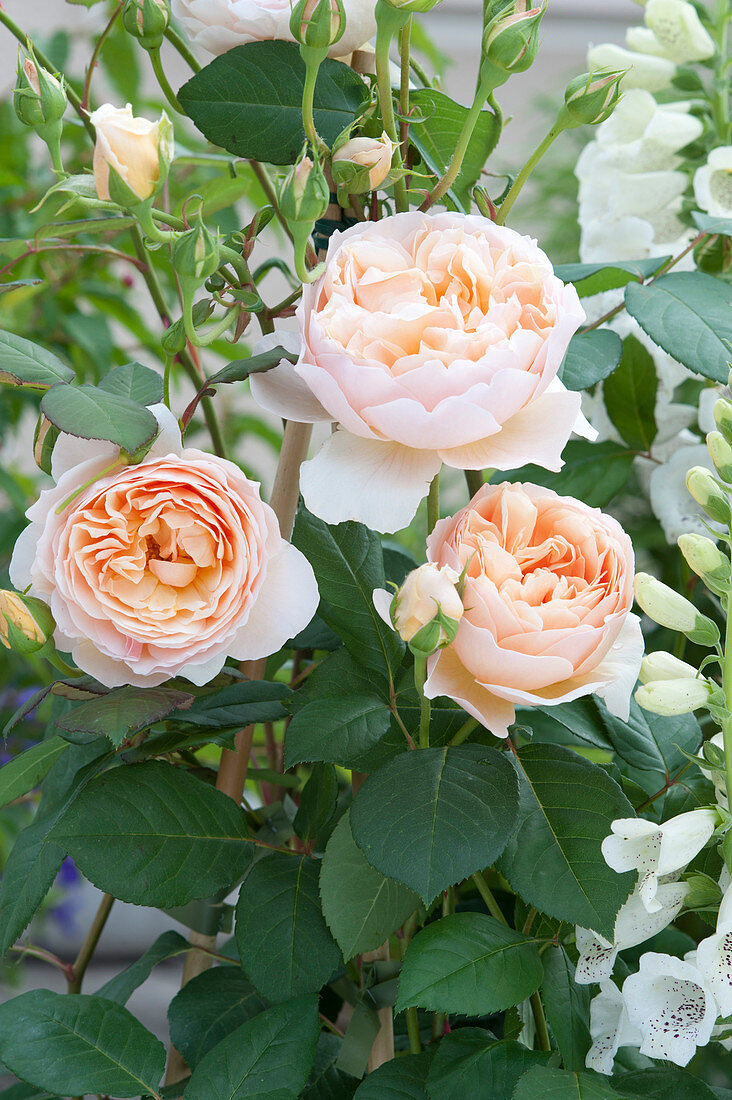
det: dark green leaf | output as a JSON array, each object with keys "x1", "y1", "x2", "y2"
[
  {"x1": 294, "y1": 763, "x2": 338, "y2": 846},
  {"x1": 56, "y1": 686, "x2": 194, "y2": 747},
  {"x1": 597, "y1": 697, "x2": 702, "y2": 793},
  {"x1": 554, "y1": 258, "x2": 668, "y2": 298},
  {"x1": 540, "y1": 945, "x2": 591, "y2": 1072},
  {"x1": 179, "y1": 42, "x2": 369, "y2": 165},
  {"x1": 302, "y1": 1034, "x2": 359, "y2": 1100},
  {"x1": 559, "y1": 330, "x2": 624, "y2": 391},
  {"x1": 497, "y1": 744, "x2": 635, "y2": 940},
  {"x1": 50, "y1": 761, "x2": 253, "y2": 907},
  {"x1": 206, "y1": 345, "x2": 297, "y2": 389},
  {"x1": 235, "y1": 852, "x2": 341, "y2": 1002},
  {"x1": 518, "y1": 699, "x2": 613, "y2": 752},
  {"x1": 176, "y1": 680, "x2": 290, "y2": 730},
  {"x1": 625, "y1": 271, "x2": 732, "y2": 382},
  {"x1": 354, "y1": 1051, "x2": 432, "y2": 1098},
  {"x1": 320, "y1": 812, "x2": 419, "y2": 960},
  {"x1": 95, "y1": 930, "x2": 190, "y2": 1005},
  {"x1": 41, "y1": 382, "x2": 158, "y2": 457},
  {"x1": 500, "y1": 440, "x2": 635, "y2": 509},
  {"x1": 184, "y1": 995, "x2": 320, "y2": 1099},
  {"x1": 410, "y1": 89, "x2": 499, "y2": 211},
  {"x1": 397, "y1": 912, "x2": 542, "y2": 1015},
  {"x1": 603, "y1": 335, "x2": 658, "y2": 450},
  {"x1": 0, "y1": 330, "x2": 74, "y2": 388},
  {"x1": 167, "y1": 967, "x2": 268, "y2": 1069},
  {"x1": 514, "y1": 1066, "x2": 621, "y2": 1099},
  {"x1": 98, "y1": 362, "x2": 163, "y2": 405},
  {"x1": 612, "y1": 1068, "x2": 717, "y2": 1099},
  {"x1": 0, "y1": 990, "x2": 165, "y2": 1098},
  {"x1": 292, "y1": 509, "x2": 405, "y2": 681},
  {"x1": 426, "y1": 1032, "x2": 550, "y2": 1100},
  {"x1": 350, "y1": 745, "x2": 519, "y2": 905},
  {"x1": 0, "y1": 738, "x2": 69, "y2": 809}
]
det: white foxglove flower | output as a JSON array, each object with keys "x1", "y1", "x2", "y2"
[
  {"x1": 639, "y1": 652, "x2": 699, "y2": 684},
  {"x1": 649, "y1": 443, "x2": 725, "y2": 544},
  {"x1": 623, "y1": 953, "x2": 718, "y2": 1065},
  {"x1": 696, "y1": 882, "x2": 732, "y2": 1016},
  {"x1": 586, "y1": 980, "x2": 642, "y2": 1075},
  {"x1": 635, "y1": 676, "x2": 714, "y2": 717},
  {"x1": 587, "y1": 42, "x2": 675, "y2": 93},
  {"x1": 602, "y1": 809, "x2": 718, "y2": 913},
  {"x1": 595, "y1": 90, "x2": 703, "y2": 172},
  {"x1": 645, "y1": 0, "x2": 715, "y2": 64},
  {"x1": 576, "y1": 881, "x2": 688, "y2": 984},
  {"x1": 694, "y1": 147, "x2": 732, "y2": 219}
]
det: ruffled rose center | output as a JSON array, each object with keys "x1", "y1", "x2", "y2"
[{"x1": 315, "y1": 225, "x2": 558, "y2": 375}]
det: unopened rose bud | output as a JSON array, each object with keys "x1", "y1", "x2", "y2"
[
  {"x1": 290, "y1": 0, "x2": 345, "y2": 51},
  {"x1": 678, "y1": 533, "x2": 730, "y2": 598},
  {"x1": 707, "y1": 432, "x2": 732, "y2": 485},
  {"x1": 0, "y1": 591, "x2": 55, "y2": 655},
  {"x1": 390, "y1": 563, "x2": 464, "y2": 654},
  {"x1": 686, "y1": 466, "x2": 731, "y2": 526},
  {"x1": 714, "y1": 398, "x2": 732, "y2": 447},
  {"x1": 480, "y1": 1, "x2": 546, "y2": 89},
  {"x1": 558, "y1": 69, "x2": 624, "y2": 129},
  {"x1": 14, "y1": 51, "x2": 67, "y2": 130},
  {"x1": 332, "y1": 131, "x2": 396, "y2": 194},
  {"x1": 122, "y1": 0, "x2": 170, "y2": 51},
  {"x1": 645, "y1": 0, "x2": 714, "y2": 64},
  {"x1": 381, "y1": 0, "x2": 443, "y2": 13},
  {"x1": 639, "y1": 651, "x2": 699, "y2": 684},
  {"x1": 171, "y1": 217, "x2": 221, "y2": 282},
  {"x1": 279, "y1": 150, "x2": 330, "y2": 225},
  {"x1": 634, "y1": 572, "x2": 720, "y2": 646},
  {"x1": 635, "y1": 676, "x2": 714, "y2": 717},
  {"x1": 89, "y1": 103, "x2": 173, "y2": 205}
]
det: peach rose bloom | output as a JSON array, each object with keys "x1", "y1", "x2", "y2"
[
  {"x1": 171, "y1": 0, "x2": 376, "y2": 57},
  {"x1": 423, "y1": 482, "x2": 643, "y2": 735},
  {"x1": 89, "y1": 103, "x2": 172, "y2": 202},
  {"x1": 10, "y1": 406, "x2": 319, "y2": 688},
  {"x1": 251, "y1": 211, "x2": 593, "y2": 533}
]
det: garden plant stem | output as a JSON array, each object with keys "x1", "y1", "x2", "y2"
[
  {"x1": 81, "y1": 1, "x2": 124, "y2": 111},
  {"x1": 375, "y1": 1, "x2": 409, "y2": 213},
  {"x1": 148, "y1": 46, "x2": 183, "y2": 114},
  {"x1": 495, "y1": 125, "x2": 562, "y2": 226},
  {"x1": 67, "y1": 893, "x2": 115, "y2": 995},
  {"x1": 420, "y1": 75, "x2": 496, "y2": 212}
]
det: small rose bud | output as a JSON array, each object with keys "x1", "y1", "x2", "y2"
[
  {"x1": 14, "y1": 50, "x2": 67, "y2": 131},
  {"x1": 89, "y1": 103, "x2": 173, "y2": 205},
  {"x1": 558, "y1": 69, "x2": 625, "y2": 129},
  {"x1": 635, "y1": 676, "x2": 714, "y2": 717},
  {"x1": 0, "y1": 591, "x2": 55, "y2": 655},
  {"x1": 381, "y1": 0, "x2": 443, "y2": 13},
  {"x1": 707, "y1": 432, "x2": 732, "y2": 484},
  {"x1": 678, "y1": 533, "x2": 730, "y2": 597},
  {"x1": 639, "y1": 651, "x2": 699, "y2": 685},
  {"x1": 290, "y1": 0, "x2": 345, "y2": 50},
  {"x1": 686, "y1": 466, "x2": 731, "y2": 526},
  {"x1": 390, "y1": 563, "x2": 464, "y2": 653},
  {"x1": 171, "y1": 217, "x2": 221, "y2": 282},
  {"x1": 714, "y1": 398, "x2": 732, "y2": 447},
  {"x1": 480, "y1": 2, "x2": 546, "y2": 89},
  {"x1": 332, "y1": 131, "x2": 397, "y2": 194},
  {"x1": 122, "y1": 0, "x2": 170, "y2": 51},
  {"x1": 279, "y1": 149, "x2": 330, "y2": 225},
  {"x1": 634, "y1": 572, "x2": 720, "y2": 646}
]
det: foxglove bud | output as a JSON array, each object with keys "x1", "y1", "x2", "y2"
[
  {"x1": 89, "y1": 103, "x2": 173, "y2": 205},
  {"x1": 635, "y1": 676, "x2": 714, "y2": 717},
  {"x1": 122, "y1": 0, "x2": 170, "y2": 51},
  {"x1": 480, "y1": 2, "x2": 546, "y2": 89},
  {"x1": 634, "y1": 572, "x2": 719, "y2": 646},
  {"x1": 332, "y1": 131, "x2": 396, "y2": 193},
  {"x1": 707, "y1": 432, "x2": 732, "y2": 484},
  {"x1": 714, "y1": 398, "x2": 732, "y2": 447},
  {"x1": 279, "y1": 150, "x2": 330, "y2": 225},
  {"x1": 389, "y1": 563, "x2": 464, "y2": 655},
  {"x1": 14, "y1": 50, "x2": 67, "y2": 131},
  {"x1": 0, "y1": 591, "x2": 55, "y2": 655},
  {"x1": 290, "y1": 0, "x2": 345, "y2": 50},
  {"x1": 171, "y1": 218, "x2": 221, "y2": 282},
  {"x1": 558, "y1": 69, "x2": 624, "y2": 129},
  {"x1": 639, "y1": 651, "x2": 699, "y2": 684},
  {"x1": 686, "y1": 466, "x2": 731, "y2": 526},
  {"x1": 678, "y1": 533, "x2": 730, "y2": 598}
]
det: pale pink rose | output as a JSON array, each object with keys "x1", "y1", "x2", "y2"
[
  {"x1": 89, "y1": 103, "x2": 173, "y2": 202},
  {"x1": 423, "y1": 482, "x2": 643, "y2": 735},
  {"x1": 10, "y1": 406, "x2": 319, "y2": 688},
  {"x1": 171, "y1": 0, "x2": 376, "y2": 57},
  {"x1": 250, "y1": 212, "x2": 592, "y2": 533}
]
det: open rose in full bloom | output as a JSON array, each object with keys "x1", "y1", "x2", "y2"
[
  {"x1": 250, "y1": 212, "x2": 592, "y2": 533},
  {"x1": 10, "y1": 406, "x2": 319, "y2": 688},
  {"x1": 422, "y1": 482, "x2": 643, "y2": 735},
  {"x1": 171, "y1": 0, "x2": 376, "y2": 57}
]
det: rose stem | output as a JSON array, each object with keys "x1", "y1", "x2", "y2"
[
  {"x1": 420, "y1": 72, "x2": 498, "y2": 212},
  {"x1": 164, "y1": 24, "x2": 201, "y2": 73},
  {"x1": 67, "y1": 892, "x2": 115, "y2": 994},
  {"x1": 148, "y1": 46, "x2": 184, "y2": 115},
  {"x1": 81, "y1": 0, "x2": 124, "y2": 112},
  {"x1": 494, "y1": 123, "x2": 563, "y2": 226},
  {"x1": 374, "y1": 0, "x2": 409, "y2": 213}
]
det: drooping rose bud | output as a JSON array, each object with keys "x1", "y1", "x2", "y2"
[
  {"x1": 707, "y1": 432, "x2": 732, "y2": 485},
  {"x1": 638, "y1": 651, "x2": 699, "y2": 684},
  {"x1": 0, "y1": 591, "x2": 55, "y2": 655},
  {"x1": 280, "y1": 149, "x2": 330, "y2": 225},
  {"x1": 480, "y1": 1, "x2": 546, "y2": 90},
  {"x1": 14, "y1": 48, "x2": 68, "y2": 171},
  {"x1": 634, "y1": 572, "x2": 719, "y2": 646},
  {"x1": 332, "y1": 131, "x2": 396, "y2": 194},
  {"x1": 290, "y1": 0, "x2": 346, "y2": 51},
  {"x1": 686, "y1": 466, "x2": 731, "y2": 526},
  {"x1": 558, "y1": 69, "x2": 625, "y2": 129},
  {"x1": 375, "y1": 563, "x2": 464, "y2": 656},
  {"x1": 635, "y1": 676, "x2": 714, "y2": 717},
  {"x1": 678, "y1": 533, "x2": 730, "y2": 597},
  {"x1": 89, "y1": 103, "x2": 173, "y2": 205},
  {"x1": 122, "y1": 0, "x2": 170, "y2": 51}
]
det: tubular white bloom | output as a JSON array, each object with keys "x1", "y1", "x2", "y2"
[
  {"x1": 694, "y1": 147, "x2": 732, "y2": 219},
  {"x1": 623, "y1": 953, "x2": 718, "y2": 1065},
  {"x1": 635, "y1": 676, "x2": 713, "y2": 717},
  {"x1": 594, "y1": 91, "x2": 703, "y2": 172},
  {"x1": 586, "y1": 980, "x2": 642, "y2": 1075},
  {"x1": 576, "y1": 881, "x2": 688, "y2": 985},
  {"x1": 639, "y1": 651, "x2": 698, "y2": 684},
  {"x1": 696, "y1": 882, "x2": 732, "y2": 1016},
  {"x1": 601, "y1": 809, "x2": 718, "y2": 913},
  {"x1": 586, "y1": 42, "x2": 675, "y2": 93},
  {"x1": 649, "y1": 443, "x2": 725, "y2": 544},
  {"x1": 645, "y1": 0, "x2": 715, "y2": 64}
]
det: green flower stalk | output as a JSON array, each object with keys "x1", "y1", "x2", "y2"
[
  {"x1": 279, "y1": 149, "x2": 330, "y2": 283},
  {"x1": 13, "y1": 47, "x2": 67, "y2": 174}
]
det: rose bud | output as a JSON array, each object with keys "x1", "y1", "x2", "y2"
[
  {"x1": 89, "y1": 103, "x2": 174, "y2": 205},
  {"x1": 0, "y1": 591, "x2": 55, "y2": 655},
  {"x1": 634, "y1": 572, "x2": 719, "y2": 646},
  {"x1": 558, "y1": 69, "x2": 625, "y2": 129},
  {"x1": 707, "y1": 432, "x2": 732, "y2": 484},
  {"x1": 280, "y1": 150, "x2": 330, "y2": 226},
  {"x1": 374, "y1": 563, "x2": 464, "y2": 656},
  {"x1": 14, "y1": 49, "x2": 67, "y2": 172},
  {"x1": 332, "y1": 131, "x2": 397, "y2": 194},
  {"x1": 122, "y1": 0, "x2": 170, "y2": 51},
  {"x1": 480, "y1": 2, "x2": 546, "y2": 89},
  {"x1": 678, "y1": 532, "x2": 730, "y2": 597},
  {"x1": 171, "y1": 218, "x2": 221, "y2": 282},
  {"x1": 290, "y1": 0, "x2": 345, "y2": 51},
  {"x1": 380, "y1": 0, "x2": 443, "y2": 12},
  {"x1": 686, "y1": 466, "x2": 731, "y2": 526},
  {"x1": 635, "y1": 677, "x2": 714, "y2": 717}
]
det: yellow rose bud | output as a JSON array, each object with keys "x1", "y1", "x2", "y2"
[
  {"x1": 391, "y1": 563, "x2": 464, "y2": 648},
  {"x1": 0, "y1": 591, "x2": 54, "y2": 654},
  {"x1": 332, "y1": 132, "x2": 397, "y2": 192},
  {"x1": 89, "y1": 103, "x2": 173, "y2": 204}
]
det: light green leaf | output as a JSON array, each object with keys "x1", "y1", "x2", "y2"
[
  {"x1": 425, "y1": 1032, "x2": 550, "y2": 1100},
  {"x1": 554, "y1": 257, "x2": 668, "y2": 298},
  {"x1": 350, "y1": 745, "x2": 519, "y2": 905},
  {"x1": 396, "y1": 912, "x2": 543, "y2": 1015},
  {"x1": 96, "y1": 930, "x2": 190, "y2": 1005},
  {"x1": 98, "y1": 362, "x2": 163, "y2": 405},
  {"x1": 603, "y1": 335, "x2": 658, "y2": 451},
  {"x1": 41, "y1": 382, "x2": 159, "y2": 458},
  {"x1": 559, "y1": 330, "x2": 623, "y2": 392},
  {"x1": 167, "y1": 967, "x2": 268, "y2": 1069},
  {"x1": 0, "y1": 990, "x2": 165, "y2": 1098},
  {"x1": 0, "y1": 738, "x2": 69, "y2": 809},
  {"x1": 320, "y1": 812, "x2": 420, "y2": 960},
  {"x1": 409, "y1": 89, "x2": 499, "y2": 211},
  {"x1": 0, "y1": 330, "x2": 74, "y2": 389},
  {"x1": 56, "y1": 686, "x2": 194, "y2": 747}
]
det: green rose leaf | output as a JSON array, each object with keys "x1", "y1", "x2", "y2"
[
  {"x1": 95, "y1": 930, "x2": 190, "y2": 1006},
  {"x1": 0, "y1": 737, "x2": 69, "y2": 809},
  {"x1": 41, "y1": 382, "x2": 159, "y2": 459},
  {"x1": 559, "y1": 330, "x2": 623, "y2": 391},
  {"x1": 554, "y1": 257, "x2": 668, "y2": 298},
  {"x1": 353, "y1": 1051, "x2": 432, "y2": 1098},
  {"x1": 55, "y1": 686, "x2": 195, "y2": 747},
  {"x1": 425, "y1": 1032, "x2": 550, "y2": 1100},
  {"x1": 501, "y1": 440, "x2": 635, "y2": 509},
  {"x1": 0, "y1": 330, "x2": 74, "y2": 389},
  {"x1": 409, "y1": 89, "x2": 499, "y2": 212},
  {"x1": 603, "y1": 335, "x2": 658, "y2": 451},
  {"x1": 514, "y1": 1066, "x2": 621, "y2": 1099},
  {"x1": 167, "y1": 967, "x2": 268, "y2": 1069},
  {"x1": 540, "y1": 944, "x2": 592, "y2": 1072},
  {"x1": 98, "y1": 361, "x2": 163, "y2": 405}
]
